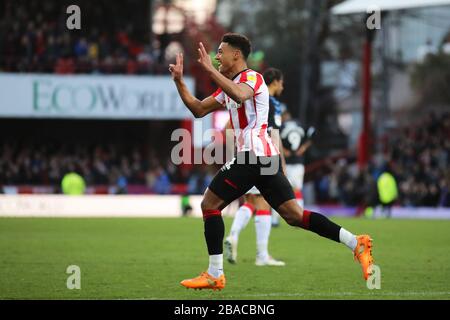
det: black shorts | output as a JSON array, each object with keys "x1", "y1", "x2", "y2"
[{"x1": 208, "y1": 151, "x2": 295, "y2": 210}]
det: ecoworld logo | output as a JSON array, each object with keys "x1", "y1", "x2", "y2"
[{"x1": 32, "y1": 79, "x2": 185, "y2": 115}]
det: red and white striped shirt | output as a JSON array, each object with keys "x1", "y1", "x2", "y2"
[{"x1": 213, "y1": 69, "x2": 279, "y2": 157}]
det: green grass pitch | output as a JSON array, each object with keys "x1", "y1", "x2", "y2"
[{"x1": 0, "y1": 217, "x2": 449, "y2": 300}]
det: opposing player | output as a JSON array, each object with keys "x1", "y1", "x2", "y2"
[
  {"x1": 280, "y1": 111, "x2": 315, "y2": 208},
  {"x1": 169, "y1": 33, "x2": 374, "y2": 291},
  {"x1": 224, "y1": 68, "x2": 286, "y2": 267}
]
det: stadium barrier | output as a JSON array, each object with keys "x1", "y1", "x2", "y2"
[
  {"x1": 0, "y1": 194, "x2": 450, "y2": 219},
  {"x1": 0, "y1": 195, "x2": 238, "y2": 218},
  {"x1": 0, "y1": 195, "x2": 449, "y2": 218}
]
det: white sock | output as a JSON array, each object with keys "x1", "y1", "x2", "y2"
[
  {"x1": 339, "y1": 228, "x2": 357, "y2": 251},
  {"x1": 229, "y1": 204, "x2": 252, "y2": 243},
  {"x1": 207, "y1": 254, "x2": 223, "y2": 278},
  {"x1": 255, "y1": 214, "x2": 271, "y2": 261},
  {"x1": 271, "y1": 208, "x2": 280, "y2": 226}
]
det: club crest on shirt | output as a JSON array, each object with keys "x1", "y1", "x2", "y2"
[{"x1": 247, "y1": 74, "x2": 256, "y2": 83}]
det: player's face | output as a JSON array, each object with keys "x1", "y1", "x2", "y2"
[
  {"x1": 275, "y1": 79, "x2": 284, "y2": 96},
  {"x1": 215, "y1": 42, "x2": 238, "y2": 75}
]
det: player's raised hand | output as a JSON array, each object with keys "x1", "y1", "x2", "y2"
[
  {"x1": 169, "y1": 53, "x2": 183, "y2": 81},
  {"x1": 306, "y1": 126, "x2": 316, "y2": 140},
  {"x1": 197, "y1": 42, "x2": 214, "y2": 72}
]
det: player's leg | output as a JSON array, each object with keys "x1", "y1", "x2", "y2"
[
  {"x1": 180, "y1": 187, "x2": 229, "y2": 290},
  {"x1": 270, "y1": 208, "x2": 281, "y2": 227},
  {"x1": 276, "y1": 199, "x2": 351, "y2": 245},
  {"x1": 387, "y1": 203, "x2": 392, "y2": 218},
  {"x1": 258, "y1": 165, "x2": 374, "y2": 280},
  {"x1": 180, "y1": 157, "x2": 255, "y2": 290},
  {"x1": 225, "y1": 193, "x2": 256, "y2": 264},
  {"x1": 230, "y1": 195, "x2": 256, "y2": 241},
  {"x1": 201, "y1": 188, "x2": 227, "y2": 279},
  {"x1": 271, "y1": 163, "x2": 304, "y2": 227},
  {"x1": 286, "y1": 163, "x2": 305, "y2": 207},
  {"x1": 252, "y1": 195, "x2": 285, "y2": 266}
]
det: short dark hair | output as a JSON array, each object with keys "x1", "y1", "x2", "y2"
[
  {"x1": 221, "y1": 33, "x2": 251, "y2": 59},
  {"x1": 263, "y1": 68, "x2": 283, "y2": 85}
]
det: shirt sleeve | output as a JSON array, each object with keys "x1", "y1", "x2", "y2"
[
  {"x1": 239, "y1": 70, "x2": 263, "y2": 93},
  {"x1": 212, "y1": 88, "x2": 225, "y2": 105}
]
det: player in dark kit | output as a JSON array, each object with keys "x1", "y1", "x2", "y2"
[
  {"x1": 280, "y1": 111, "x2": 315, "y2": 209},
  {"x1": 169, "y1": 33, "x2": 374, "y2": 290}
]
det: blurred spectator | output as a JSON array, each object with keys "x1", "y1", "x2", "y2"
[
  {"x1": 61, "y1": 171, "x2": 86, "y2": 195},
  {"x1": 0, "y1": 141, "x2": 179, "y2": 194},
  {"x1": 316, "y1": 112, "x2": 450, "y2": 208},
  {"x1": 441, "y1": 32, "x2": 450, "y2": 55},
  {"x1": 54, "y1": 55, "x2": 75, "y2": 73},
  {"x1": 377, "y1": 169, "x2": 398, "y2": 217},
  {"x1": 417, "y1": 38, "x2": 437, "y2": 63},
  {"x1": 181, "y1": 195, "x2": 193, "y2": 216},
  {"x1": 116, "y1": 175, "x2": 128, "y2": 194},
  {"x1": 152, "y1": 166, "x2": 172, "y2": 194},
  {"x1": 187, "y1": 166, "x2": 213, "y2": 194},
  {"x1": 74, "y1": 37, "x2": 88, "y2": 58}
]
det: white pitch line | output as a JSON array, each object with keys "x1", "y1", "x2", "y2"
[
  {"x1": 118, "y1": 291, "x2": 450, "y2": 300},
  {"x1": 225, "y1": 291, "x2": 450, "y2": 298}
]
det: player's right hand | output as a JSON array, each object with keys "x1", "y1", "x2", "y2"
[
  {"x1": 169, "y1": 53, "x2": 183, "y2": 81},
  {"x1": 306, "y1": 126, "x2": 316, "y2": 139}
]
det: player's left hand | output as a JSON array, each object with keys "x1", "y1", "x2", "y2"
[{"x1": 197, "y1": 42, "x2": 214, "y2": 72}]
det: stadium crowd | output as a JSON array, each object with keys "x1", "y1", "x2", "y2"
[
  {"x1": 2, "y1": 111, "x2": 448, "y2": 208},
  {"x1": 0, "y1": 0, "x2": 168, "y2": 74},
  {"x1": 0, "y1": 139, "x2": 217, "y2": 195},
  {"x1": 316, "y1": 112, "x2": 450, "y2": 207},
  {"x1": 0, "y1": 142, "x2": 174, "y2": 193}
]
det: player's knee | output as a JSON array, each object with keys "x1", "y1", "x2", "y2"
[
  {"x1": 200, "y1": 199, "x2": 222, "y2": 220},
  {"x1": 200, "y1": 198, "x2": 220, "y2": 212},
  {"x1": 284, "y1": 213, "x2": 301, "y2": 226},
  {"x1": 200, "y1": 199, "x2": 210, "y2": 212},
  {"x1": 283, "y1": 206, "x2": 303, "y2": 227},
  {"x1": 201, "y1": 188, "x2": 227, "y2": 212}
]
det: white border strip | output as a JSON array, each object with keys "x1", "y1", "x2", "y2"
[
  {"x1": 0, "y1": 195, "x2": 183, "y2": 217},
  {"x1": 0, "y1": 195, "x2": 448, "y2": 218},
  {"x1": 0, "y1": 195, "x2": 240, "y2": 218}
]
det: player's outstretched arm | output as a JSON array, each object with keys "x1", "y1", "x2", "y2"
[
  {"x1": 297, "y1": 140, "x2": 312, "y2": 156},
  {"x1": 297, "y1": 126, "x2": 315, "y2": 155},
  {"x1": 169, "y1": 53, "x2": 223, "y2": 118},
  {"x1": 197, "y1": 42, "x2": 253, "y2": 104}
]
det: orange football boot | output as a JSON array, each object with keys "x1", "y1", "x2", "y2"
[
  {"x1": 353, "y1": 235, "x2": 374, "y2": 280},
  {"x1": 180, "y1": 272, "x2": 226, "y2": 291}
]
